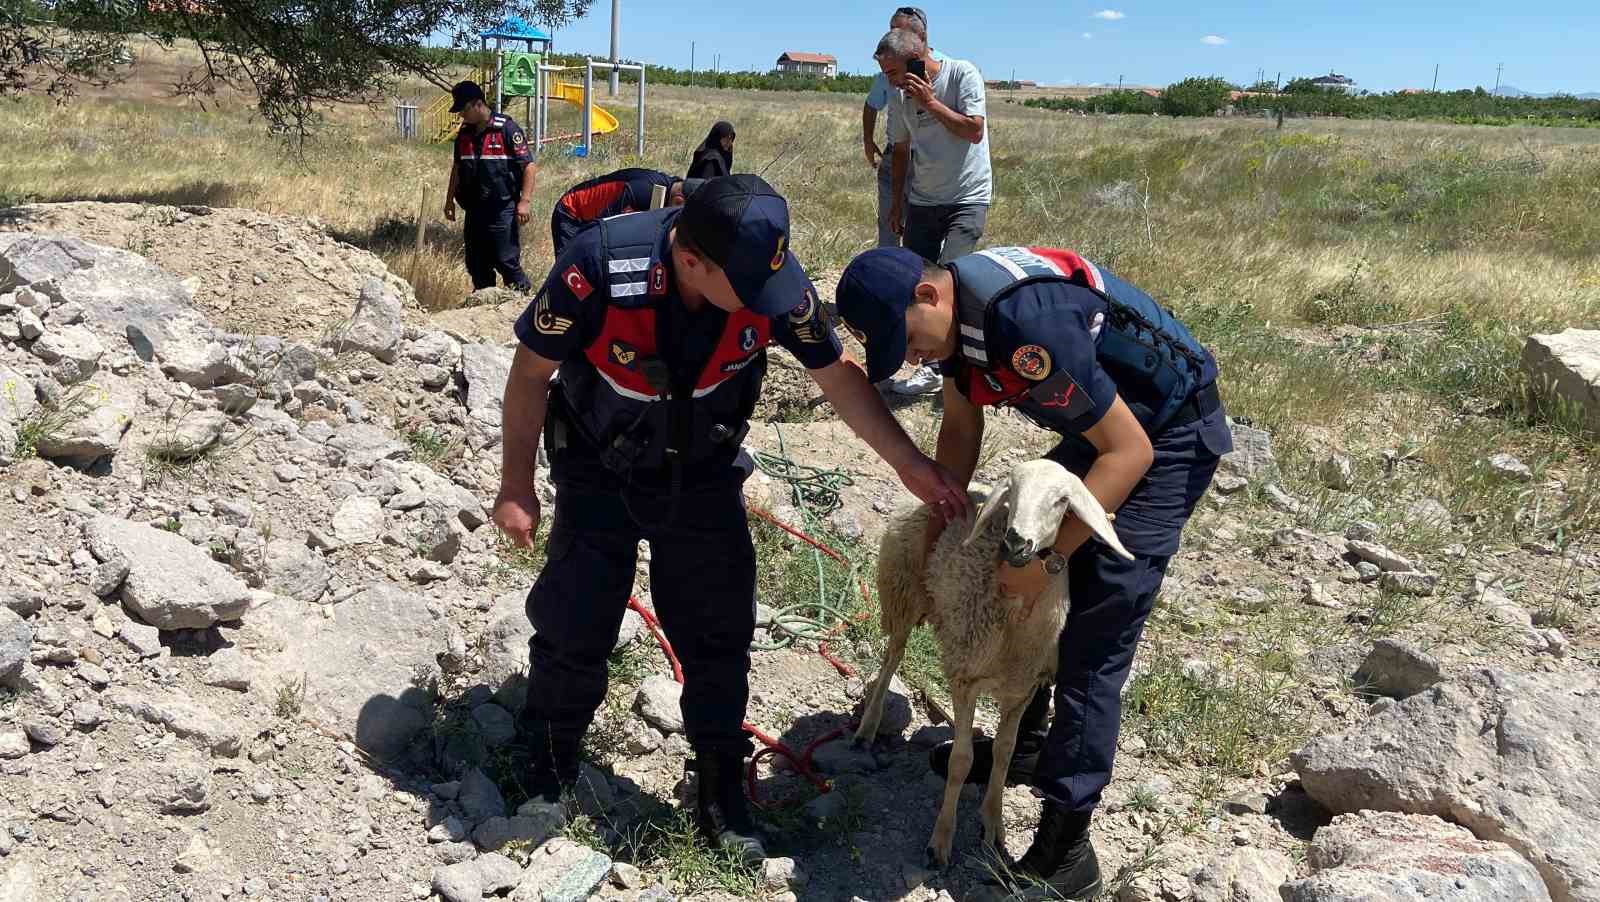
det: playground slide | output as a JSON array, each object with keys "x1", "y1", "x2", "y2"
[{"x1": 549, "y1": 82, "x2": 619, "y2": 135}]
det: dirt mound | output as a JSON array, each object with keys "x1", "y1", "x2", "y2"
[{"x1": 0, "y1": 202, "x2": 422, "y2": 344}]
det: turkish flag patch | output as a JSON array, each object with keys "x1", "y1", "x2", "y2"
[
  {"x1": 1028, "y1": 370, "x2": 1096, "y2": 420},
  {"x1": 561, "y1": 264, "x2": 593, "y2": 301}
]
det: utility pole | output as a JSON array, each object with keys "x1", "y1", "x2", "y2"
[
  {"x1": 1117, "y1": 74, "x2": 1123, "y2": 91},
  {"x1": 608, "y1": 0, "x2": 620, "y2": 96},
  {"x1": 1493, "y1": 62, "x2": 1503, "y2": 96},
  {"x1": 690, "y1": 41, "x2": 695, "y2": 87},
  {"x1": 1432, "y1": 63, "x2": 1439, "y2": 92}
]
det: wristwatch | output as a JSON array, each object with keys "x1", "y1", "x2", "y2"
[{"x1": 1037, "y1": 548, "x2": 1068, "y2": 575}]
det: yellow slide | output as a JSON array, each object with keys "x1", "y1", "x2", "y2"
[{"x1": 550, "y1": 81, "x2": 619, "y2": 135}]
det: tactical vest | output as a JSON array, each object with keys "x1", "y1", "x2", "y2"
[
  {"x1": 553, "y1": 209, "x2": 769, "y2": 475},
  {"x1": 949, "y1": 247, "x2": 1213, "y2": 434}
]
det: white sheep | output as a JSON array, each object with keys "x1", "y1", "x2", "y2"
[{"x1": 853, "y1": 458, "x2": 1133, "y2": 868}]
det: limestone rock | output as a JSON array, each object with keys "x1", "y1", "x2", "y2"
[
  {"x1": 512, "y1": 839, "x2": 613, "y2": 902},
  {"x1": 482, "y1": 593, "x2": 534, "y2": 711},
  {"x1": 1218, "y1": 420, "x2": 1276, "y2": 481},
  {"x1": 1283, "y1": 811, "x2": 1551, "y2": 902},
  {"x1": 635, "y1": 675, "x2": 685, "y2": 734},
  {"x1": 430, "y1": 860, "x2": 482, "y2": 902},
  {"x1": 34, "y1": 403, "x2": 132, "y2": 468},
  {"x1": 28, "y1": 323, "x2": 104, "y2": 383},
  {"x1": 103, "y1": 687, "x2": 243, "y2": 756},
  {"x1": 457, "y1": 768, "x2": 507, "y2": 823},
  {"x1": 0, "y1": 607, "x2": 30, "y2": 688},
  {"x1": 247, "y1": 587, "x2": 446, "y2": 761},
  {"x1": 1522, "y1": 329, "x2": 1600, "y2": 436},
  {"x1": 0, "y1": 363, "x2": 40, "y2": 467},
  {"x1": 1345, "y1": 539, "x2": 1416, "y2": 574},
  {"x1": 460, "y1": 344, "x2": 514, "y2": 427},
  {"x1": 201, "y1": 647, "x2": 252, "y2": 691},
  {"x1": 1354, "y1": 638, "x2": 1441, "y2": 699},
  {"x1": 86, "y1": 516, "x2": 251, "y2": 629},
  {"x1": 332, "y1": 496, "x2": 384, "y2": 545},
  {"x1": 1189, "y1": 847, "x2": 1295, "y2": 902},
  {"x1": 259, "y1": 539, "x2": 329, "y2": 603},
  {"x1": 1487, "y1": 453, "x2": 1533, "y2": 482},
  {"x1": 1292, "y1": 667, "x2": 1600, "y2": 902},
  {"x1": 326, "y1": 423, "x2": 408, "y2": 470},
  {"x1": 327, "y1": 278, "x2": 403, "y2": 363},
  {"x1": 145, "y1": 754, "x2": 215, "y2": 813}
]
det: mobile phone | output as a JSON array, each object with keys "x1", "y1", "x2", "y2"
[{"x1": 906, "y1": 58, "x2": 926, "y2": 81}]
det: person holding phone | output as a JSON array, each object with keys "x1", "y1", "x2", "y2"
[{"x1": 872, "y1": 28, "x2": 992, "y2": 271}]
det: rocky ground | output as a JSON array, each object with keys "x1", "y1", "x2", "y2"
[{"x1": 0, "y1": 204, "x2": 1597, "y2": 902}]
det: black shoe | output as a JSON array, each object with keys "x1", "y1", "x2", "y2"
[
  {"x1": 999, "y1": 803, "x2": 1101, "y2": 900},
  {"x1": 690, "y1": 751, "x2": 766, "y2": 864},
  {"x1": 928, "y1": 733, "x2": 1044, "y2": 787}
]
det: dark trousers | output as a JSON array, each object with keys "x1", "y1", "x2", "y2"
[
  {"x1": 463, "y1": 204, "x2": 531, "y2": 291},
  {"x1": 550, "y1": 205, "x2": 585, "y2": 259},
  {"x1": 903, "y1": 202, "x2": 989, "y2": 264},
  {"x1": 517, "y1": 475, "x2": 759, "y2": 759},
  {"x1": 1026, "y1": 405, "x2": 1232, "y2": 810}
]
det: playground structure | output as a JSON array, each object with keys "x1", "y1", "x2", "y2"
[{"x1": 420, "y1": 16, "x2": 646, "y2": 158}]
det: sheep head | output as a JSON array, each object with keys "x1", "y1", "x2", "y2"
[{"x1": 964, "y1": 459, "x2": 1135, "y2": 566}]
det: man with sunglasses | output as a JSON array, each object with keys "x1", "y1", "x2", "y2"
[{"x1": 835, "y1": 245, "x2": 1232, "y2": 900}]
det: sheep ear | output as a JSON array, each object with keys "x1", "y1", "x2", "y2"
[
  {"x1": 965, "y1": 479, "x2": 1010, "y2": 548},
  {"x1": 1058, "y1": 472, "x2": 1136, "y2": 561}
]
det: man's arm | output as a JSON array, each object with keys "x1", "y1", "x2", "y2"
[
  {"x1": 862, "y1": 102, "x2": 882, "y2": 168},
  {"x1": 444, "y1": 159, "x2": 459, "y2": 221},
  {"x1": 516, "y1": 160, "x2": 537, "y2": 223},
  {"x1": 1046, "y1": 396, "x2": 1153, "y2": 558},
  {"x1": 890, "y1": 142, "x2": 910, "y2": 230},
  {"x1": 494, "y1": 345, "x2": 560, "y2": 547},
  {"x1": 935, "y1": 377, "x2": 985, "y2": 487},
  {"x1": 808, "y1": 359, "x2": 971, "y2": 519},
  {"x1": 903, "y1": 64, "x2": 986, "y2": 144}
]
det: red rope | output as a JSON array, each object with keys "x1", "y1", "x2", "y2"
[{"x1": 626, "y1": 503, "x2": 873, "y2": 809}]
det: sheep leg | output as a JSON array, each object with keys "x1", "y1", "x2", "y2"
[
  {"x1": 979, "y1": 690, "x2": 1032, "y2": 852},
  {"x1": 852, "y1": 627, "x2": 909, "y2": 745},
  {"x1": 928, "y1": 681, "x2": 978, "y2": 869}
]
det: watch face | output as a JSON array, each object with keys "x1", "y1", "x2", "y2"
[{"x1": 1044, "y1": 553, "x2": 1067, "y2": 574}]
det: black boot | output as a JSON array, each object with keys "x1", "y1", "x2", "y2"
[
  {"x1": 930, "y1": 688, "x2": 1050, "y2": 786},
  {"x1": 1008, "y1": 802, "x2": 1101, "y2": 900},
  {"x1": 690, "y1": 750, "x2": 766, "y2": 864}
]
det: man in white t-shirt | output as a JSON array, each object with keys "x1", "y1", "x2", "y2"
[{"x1": 875, "y1": 28, "x2": 993, "y2": 267}]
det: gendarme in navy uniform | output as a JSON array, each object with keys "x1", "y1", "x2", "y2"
[
  {"x1": 489, "y1": 175, "x2": 972, "y2": 865},
  {"x1": 550, "y1": 167, "x2": 704, "y2": 256},
  {"x1": 836, "y1": 244, "x2": 1233, "y2": 901},
  {"x1": 444, "y1": 80, "x2": 535, "y2": 292}
]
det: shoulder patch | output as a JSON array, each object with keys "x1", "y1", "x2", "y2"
[
  {"x1": 1011, "y1": 344, "x2": 1052, "y2": 381},
  {"x1": 560, "y1": 264, "x2": 593, "y2": 302},
  {"x1": 1027, "y1": 370, "x2": 1095, "y2": 419},
  {"x1": 534, "y1": 292, "x2": 576, "y2": 336}
]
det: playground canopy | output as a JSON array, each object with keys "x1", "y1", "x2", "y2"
[{"x1": 479, "y1": 16, "x2": 551, "y2": 44}]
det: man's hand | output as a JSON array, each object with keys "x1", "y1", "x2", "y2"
[
  {"x1": 493, "y1": 488, "x2": 541, "y2": 549},
  {"x1": 889, "y1": 198, "x2": 905, "y2": 236},
  {"x1": 903, "y1": 73, "x2": 935, "y2": 107},
  {"x1": 865, "y1": 141, "x2": 883, "y2": 169},
  {"x1": 444, "y1": 198, "x2": 457, "y2": 222},
  {"x1": 997, "y1": 558, "x2": 1051, "y2": 621},
  {"x1": 896, "y1": 455, "x2": 972, "y2": 523},
  {"x1": 515, "y1": 199, "x2": 531, "y2": 225}
]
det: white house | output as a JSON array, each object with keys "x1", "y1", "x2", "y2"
[
  {"x1": 1308, "y1": 72, "x2": 1358, "y2": 92},
  {"x1": 776, "y1": 51, "x2": 838, "y2": 78}
]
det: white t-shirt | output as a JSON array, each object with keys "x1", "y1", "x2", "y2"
[{"x1": 886, "y1": 57, "x2": 993, "y2": 207}]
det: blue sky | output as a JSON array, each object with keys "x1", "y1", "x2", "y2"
[{"x1": 514, "y1": 1, "x2": 1599, "y2": 95}]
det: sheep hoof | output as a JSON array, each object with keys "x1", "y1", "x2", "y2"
[{"x1": 925, "y1": 845, "x2": 948, "y2": 870}]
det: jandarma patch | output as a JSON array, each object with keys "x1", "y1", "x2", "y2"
[{"x1": 1011, "y1": 344, "x2": 1052, "y2": 380}]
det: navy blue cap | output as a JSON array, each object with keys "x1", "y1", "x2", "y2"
[
  {"x1": 449, "y1": 80, "x2": 485, "y2": 113},
  {"x1": 835, "y1": 247, "x2": 926, "y2": 383},
  {"x1": 674, "y1": 174, "x2": 812, "y2": 317}
]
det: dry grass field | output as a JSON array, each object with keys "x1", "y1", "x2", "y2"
[{"x1": 4, "y1": 38, "x2": 1600, "y2": 900}]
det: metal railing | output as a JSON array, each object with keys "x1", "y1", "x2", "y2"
[{"x1": 394, "y1": 99, "x2": 419, "y2": 139}]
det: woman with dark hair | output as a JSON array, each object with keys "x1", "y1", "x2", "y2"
[{"x1": 687, "y1": 121, "x2": 736, "y2": 179}]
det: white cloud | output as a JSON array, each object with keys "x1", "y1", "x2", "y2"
[
  {"x1": 1091, "y1": 9, "x2": 1125, "y2": 20},
  {"x1": 1200, "y1": 34, "x2": 1228, "y2": 45},
  {"x1": 1082, "y1": 32, "x2": 1093, "y2": 39}
]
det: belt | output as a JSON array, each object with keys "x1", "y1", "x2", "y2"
[{"x1": 1161, "y1": 383, "x2": 1221, "y2": 432}]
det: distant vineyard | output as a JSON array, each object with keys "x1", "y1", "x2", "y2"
[{"x1": 1027, "y1": 80, "x2": 1600, "y2": 127}]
